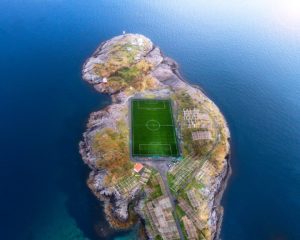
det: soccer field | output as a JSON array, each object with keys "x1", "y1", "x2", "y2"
[{"x1": 131, "y1": 99, "x2": 180, "y2": 158}]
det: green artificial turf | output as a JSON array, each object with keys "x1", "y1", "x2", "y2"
[{"x1": 131, "y1": 99, "x2": 180, "y2": 158}]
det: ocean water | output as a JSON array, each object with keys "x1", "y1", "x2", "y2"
[{"x1": 0, "y1": 0, "x2": 300, "y2": 239}]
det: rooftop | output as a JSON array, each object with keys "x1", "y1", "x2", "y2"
[{"x1": 133, "y1": 163, "x2": 143, "y2": 172}]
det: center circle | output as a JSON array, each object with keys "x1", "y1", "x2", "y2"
[{"x1": 146, "y1": 120, "x2": 160, "y2": 131}]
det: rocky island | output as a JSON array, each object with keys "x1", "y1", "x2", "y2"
[{"x1": 79, "y1": 34, "x2": 231, "y2": 240}]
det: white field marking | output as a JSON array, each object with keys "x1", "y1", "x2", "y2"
[
  {"x1": 137, "y1": 100, "x2": 166, "y2": 110},
  {"x1": 142, "y1": 99, "x2": 159, "y2": 104},
  {"x1": 138, "y1": 143, "x2": 171, "y2": 155},
  {"x1": 132, "y1": 153, "x2": 173, "y2": 157},
  {"x1": 133, "y1": 125, "x2": 175, "y2": 155},
  {"x1": 145, "y1": 120, "x2": 160, "y2": 131},
  {"x1": 132, "y1": 153, "x2": 172, "y2": 157},
  {"x1": 134, "y1": 124, "x2": 174, "y2": 127}
]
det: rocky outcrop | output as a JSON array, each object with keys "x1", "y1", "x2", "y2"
[{"x1": 79, "y1": 34, "x2": 231, "y2": 239}]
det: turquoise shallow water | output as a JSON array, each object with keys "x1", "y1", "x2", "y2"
[{"x1": 0, "y1": 0, "x2": 300, "y2": 239}]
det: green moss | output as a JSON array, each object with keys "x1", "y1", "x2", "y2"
[
  {"x1": 179, "y1": 220, "x2": 189, "y2": 240},
  {"x1": 147, "y1": 174, "x2": 163, "y2": 200},
  {"x1": 167, "y1": 173, "x2": 176, "y2": 194},
  {"x1": 176, "y1": 205, "x2": 185, "y2": 219},
  {"x1": 149, "y1": 185, "x2": 163, "y2": 200},
  {"x1": 117, "y1": 66, "x2": 140, "y2": 83}
]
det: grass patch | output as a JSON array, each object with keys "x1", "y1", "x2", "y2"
[
  {"x1": 131, "y1": 99, "x2": 180, "y2": 158},
  {"x1": 167, "y1": 173, "x2": 176, "y2": 194},
  {"x1": 105, "y1": 60, "x2": 155, "y2": 92},
  {"x1": 118, "y1": 66, "x2": 141, "y2": 83},
  {"x1": 149, "y1": 184, "x2": 163, "y2": 200},
  {"x1": 146, "y1": 174, "x2": 163, "y2": 200},
  {"x1": 176, "y1": 205, "x2": 185, "y2": 220},
  {"x1": 185, "y1": 178, "x2": 205, "y2": 192},
  {"x1": 179, "y1": 221, "x2": 189, "y2": 240}
]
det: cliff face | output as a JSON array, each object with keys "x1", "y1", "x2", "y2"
[{"x1": 79, "y1": 34, "x2": 231, "y2": 239}]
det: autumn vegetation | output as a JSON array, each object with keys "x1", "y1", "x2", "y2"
[
  {"x1": 93, "y1": 37, "x2": 157, "y2": 92},
  {"x1": 112, "y1": 60, "x2": 156, "y2": 91},
  {"x1": 92, "y1": 121, "x2": 133, "y2": 186}
]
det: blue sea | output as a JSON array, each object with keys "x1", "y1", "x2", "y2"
[{"x1": 1, "y1": 0, "x2": 300, "y2": 239}]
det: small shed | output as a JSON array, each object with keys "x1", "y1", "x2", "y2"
[
  {"x1": 133, "y1": 163, "x2": 143, "y2": 173},
  {"x1": 102, "y1": 77, "x2": 108, "y2": 84}
]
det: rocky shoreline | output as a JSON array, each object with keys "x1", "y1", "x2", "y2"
[{"x1": 79, "y1": 34, "x2": 231, "y2": 239}]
